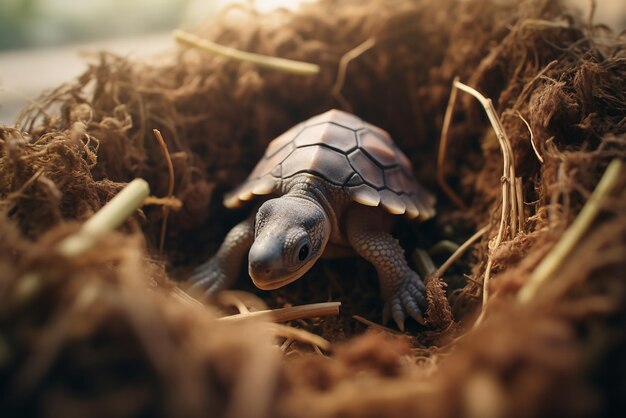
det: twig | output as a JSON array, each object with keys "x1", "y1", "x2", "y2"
[
  {"x1": 270, "y1": 324, "x2": 331, "y2": 351},
  {"x1": 518, "y1": 19, "x2": 571, "y2": 31},
  {"x1": 153, "y1": 129, "x2": 175, "y2": 254},
  {"x1": 174, "y1": 29, "x2": 320, "y2": 76},
  {"x1": 437, "y1": 76, "x2": 468, "y2": 209},
  {"x1": 433, "y1": 226, "x2": 489, "y2": 278},
  {"x1": 463, "y1": 274, "x2": 483, "y2": 286},
  {"x1": 143, "y1": 196, "x2": 182, "y2": 209},
  {"x1": 450, "y1": 80, "x2": 525, "y2": 329},
  {"x1": 331, "y1": 38, "x2": 376, "y2": 111},
  {"x1": 15, "y1": 179, "x2": 150, "y2": 302},
  {"x1": 227, "y1": 295, "x2": 250, "y2": 314},
  {"x1": 515, "y1": 110, "x2": 543, "y2": 163},
  {"x1": 57, "y1": 179, "x2": 150, "y2": 257},
  {"x1": 509, "y1": 164, "x2": 518, "y2": 236},
  {"x1": 517, "y1": 159, "x2": 622, "y2": 304},
  {"x1": 218, "y1": 302, "x2": 341, "y2": 323},
  {"x1": 312, "y1": 344, "x2": 327, "y2": 356},
  {"x1": 217, "y1": 290, "x2": 269, "y2": 313},
  {"x1": 172, "y1": 287, "x2": 206, "y2": 309},
  {"x1": 453, "y1": 80, "x2": 519, "y2": 310},
  {"x1": 280, "y1": 338, "x2": 294, "y2": 352},
  {"x1": 516, "y1": 177, "x2": 524, "y2": 233}
]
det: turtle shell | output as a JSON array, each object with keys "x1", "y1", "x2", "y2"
[{"x1": 224, "y1": 109, "x2": 435, "y2": 220}]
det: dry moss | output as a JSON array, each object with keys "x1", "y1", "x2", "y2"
[{"x1": 0, "y1": 0, "x2": 625, "y2": 417}]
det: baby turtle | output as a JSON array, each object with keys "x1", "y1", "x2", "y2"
[{"x1": 190, "y1": 109, "x2": 436, "y2": 329}]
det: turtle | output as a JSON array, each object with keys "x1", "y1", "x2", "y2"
[{"x1": 190, "y1": 109, "x2": 436, "y2": 329}]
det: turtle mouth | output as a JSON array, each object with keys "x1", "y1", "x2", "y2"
[
  {"x1": 249, "y1": 258, "x2": 316, "y2": 290},
  {"x1": 250, "y1": 271, "x2": 302, "y2": 290}
]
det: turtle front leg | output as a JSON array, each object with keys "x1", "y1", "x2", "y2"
[
  {"x1": 346, "y1": 206, "x2": 427, "y2": 330},
  {"x1": 189, "y1": 215, "x2": 255, "y2": 296}
]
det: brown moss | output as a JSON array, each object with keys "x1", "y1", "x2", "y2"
[{"x1": 0, "y1": 0, "x2": 625, "y2": 417}]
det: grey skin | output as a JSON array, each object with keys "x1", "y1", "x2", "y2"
[{"x1": 190, "y1": 174, "x2": 427, "y2": 330}]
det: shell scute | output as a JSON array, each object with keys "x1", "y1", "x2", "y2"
[
  {"x1": 224, "y1": 109, "x2": 435, "y2": 220},
  {"x1": 250, "y1": 142, "x2": 294, "y2": 179},
  {"x1": 402, "y1": 195, "x2": 420, "y2": 219},
  {"x1": 379, "y1": 190, "x2": 406, "y2": 215},
  {"x1": 305, "y1": 109, "x2": 364, "y2": 130},
  {"x1": 348, "y1": 149, "x2": 385, "y2": 189},
  {"x1": 281, "y1": 145, "x2": 353, "y2": 185},
  {"x1": 384, "y1": 167, "x2": 407, "y2": 194},
  {"x1": 294, "y1": 123, "x2": 357, "y2": 152},
  {"x1": 365, "y1": 122, "x2": 394, "y2": 145},
  {"x1": 252, "y1": 176, "x2": 277, "y2": 195},
  {"x1": 357, "y1": 130, "x2": 398, "y2": 167},
  {"x1": 266, "y1": 123, "x2": 303, "y2": 157},
  {"x1": 346, "y1": 173, "x2": 364, "y2": 187},
  {"x1": 348, "y1": 184, "x2": 380, "y2": 207},
  {"x1": 397, "y1": 148, "x2": 414, "y2": 174}
]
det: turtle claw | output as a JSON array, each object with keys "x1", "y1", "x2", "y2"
[
  {"x1": 385, "y1": 271, "x2": 427, "y2": 330},
  {"x1": 188, "y1": 257, "x2": 229, "y2": 297},
  {"x1": 390, "y1": 300, "x2": 407, "y2": 331}
]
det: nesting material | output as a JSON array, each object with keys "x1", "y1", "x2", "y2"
[{"x1": 0, "y1": 0, "x2": 625, "y2": 417}]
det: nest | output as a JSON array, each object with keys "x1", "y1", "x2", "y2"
[{"x1": 1, "y1": 0, "x2": 625, "y2": 416}]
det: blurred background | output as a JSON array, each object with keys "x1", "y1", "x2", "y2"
[
  {"x1": 0, "y1": 0, "x2": 624, "y2": 124},
  {"x1": 0, "y1": 0, "x2": 315, "y2": 51}
]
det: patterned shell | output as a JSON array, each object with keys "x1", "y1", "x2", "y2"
[{"x1": 224, "y1": 109, "x2": 436, "y2": 220}]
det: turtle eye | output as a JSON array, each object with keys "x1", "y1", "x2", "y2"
[
  {"x1": 296, "y1": 238, "x2": 311, "y2": 262},
  {"x1": 298, "y1": 243, "x2": 310, "y2": 261}
]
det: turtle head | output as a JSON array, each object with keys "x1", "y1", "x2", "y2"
[{"x1": 248, "y1": 196, "x2": 330, "y2": 290}]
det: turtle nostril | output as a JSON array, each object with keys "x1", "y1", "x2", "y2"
[
  {"x1": 249, "y1": 241, "x2": 280, "y2": 279},
  {"x1": 250, "y1": 259, "x2": 272, "y2": 278}
]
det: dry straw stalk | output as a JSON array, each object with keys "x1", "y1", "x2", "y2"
[
  {"x1": 57, "y1": 178, "x2": 150, "y2": 257},
  {"x1": 518, "y1": 159, "x2": 623, "y2": 303},
  {"x1": 174, "y1": 29, "x2": 320, "y2": 75}
]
